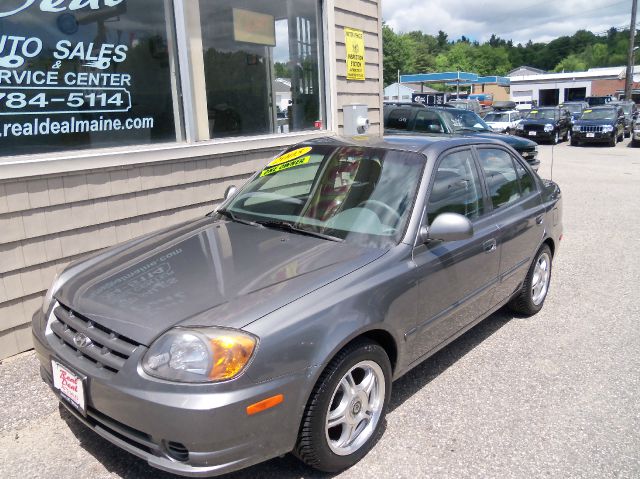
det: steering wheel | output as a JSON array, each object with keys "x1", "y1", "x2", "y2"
[{"x1": 357, "y1": 200, "x2": 401, "y2": 223}]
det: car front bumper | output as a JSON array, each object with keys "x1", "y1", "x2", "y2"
[
  {"x1": 632, "y1": 129, "x2": 640, "y2": 141},
  {"x1": 572, "y1": 131, "x2": 615, "y2": 143},
  {"x1": 32, "y1": 310, "x2": 310, "y2": 477},
  {"x1": 517, "y1": 130, "x2": 555, "y2": 141}
]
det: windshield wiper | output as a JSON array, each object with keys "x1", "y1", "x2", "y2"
[
  {"x1": 215, "y1": 208, "x2": 259, "y2": 226},
  {"x1": 255, "y1": 220, "x2": 343, "y2": 242}
]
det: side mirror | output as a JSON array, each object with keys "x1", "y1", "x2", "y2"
[
  {"x1": 224, "y1": 185, "x2": 238, "y2": 200},
  {"x1": 419, "y1": 212, "x2": 474, "y2": 243}
]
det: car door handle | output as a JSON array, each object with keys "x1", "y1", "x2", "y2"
[
  {"x1": 536, "y1": 215, "x2": 544, "y2": 225},
  {"x1": 483, "y1": 239, "x2": 497, "y2": 253}
]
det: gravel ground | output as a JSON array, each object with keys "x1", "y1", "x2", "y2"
[{"x1": 1, "y1": 139, "x2": 639, "y2": 479}]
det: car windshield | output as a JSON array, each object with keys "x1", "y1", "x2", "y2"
[
  {"x1": 219, "y1": 144, "x2": 425, "y2": 247},
  {"x1": 581, "y1": 108, "x2": 616, "y2": 120},
  {"x1": 525, "y1": 109, "x2": 557, "y2": 120},
  {"x1": 484, "y1": 113, "x2": 510, "y2": 122},
  {"x1": 442, "y1": 109, "x2": 491, "y2": 132},
  {"x1": 563, "y1": 104, "x2": 583, "y2": 113}
]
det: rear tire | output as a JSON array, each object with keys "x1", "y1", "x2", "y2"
[
  {"x1": 295, "y1": 340, "x2": 392, "y2": 473},
  {"x1": 508, "y1": 244, "x2": 552, "y2": 316}
]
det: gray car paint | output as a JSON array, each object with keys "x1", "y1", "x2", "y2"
[{"x1": 32, "y1": 135, "x2": 562, "y2": 477}]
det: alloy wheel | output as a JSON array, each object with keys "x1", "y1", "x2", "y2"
[
  {"x1": 531, "y1": 252, "x2": 551, "y2": 305},
  {"x1": 325, "y1": 361, "x2": 385, "y2": 456}
]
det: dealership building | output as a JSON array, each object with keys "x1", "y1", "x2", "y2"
[
  {"x1": 0, "y1": 0, "x2": 384, "y2": 360},
  {"x1": 509, "y1": 65, "x2": 640, "y2": 105}
]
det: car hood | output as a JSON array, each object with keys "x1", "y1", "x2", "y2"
[
  {"x1": 55, "y1": 217, "x2": 386, "y2": 345},
  {"x1": 456, "y1": 130, "x2": 537, "y2": 149},
  {"x1": 575, "y1": 119, "x2": 616, "y2": 126}
]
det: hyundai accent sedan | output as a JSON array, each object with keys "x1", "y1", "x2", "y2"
[{"x1": 32, "y1": 136, "x2": 562, "y2": 477}]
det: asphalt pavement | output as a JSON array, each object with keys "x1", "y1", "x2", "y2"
[{"x1": 1, "y1": 138, "x2": 639, "y2": 479}]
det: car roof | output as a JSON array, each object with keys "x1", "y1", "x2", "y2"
[
  {"x1": 303, "y1": 135, "x2": 509, "y2": 156},
  {"x1": 588, "y1": 105, "x2": 618, "y2": 109}
]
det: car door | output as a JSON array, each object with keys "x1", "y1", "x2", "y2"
[
  {"x1": 408, "y1": 147, "x2": 500, "y2": 363},
  {"x1": 475, "y1": 147, "x2": 545, "y2": 305}
]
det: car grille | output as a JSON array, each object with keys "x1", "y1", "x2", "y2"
[
  {"x1": 49, "y1": 302, "x2": 139, "y2": 374},
  {"x1": 519, "y1": 147, "x2": 538, "y2": 159},
  {"x1": 524, "y1": 124, "x2": 545, "y2": 132},
  {"x1": 577, "y1": 125, "x2": 603, "y2": 133}
]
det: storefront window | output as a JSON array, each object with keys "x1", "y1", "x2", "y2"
[
  {"x1": 198, "y1": 0, "x2": 325, "y2": 138},
  {"x1": 0, "y1": 0, "x2": 181, "y2": 157}
]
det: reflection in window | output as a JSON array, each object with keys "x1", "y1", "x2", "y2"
[
  {"x1": 427, "y1": 149, "x2": 484, "y2": 222},
  {"x1": 198, "y1": 0, "x2": 324, "y2": 139},
  {"x1": 477, "y1": 149, "x2": 521, "y2": 209}
]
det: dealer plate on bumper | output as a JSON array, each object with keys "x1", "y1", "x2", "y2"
[
  {"x1": 529, "y1": 131, "x2": 537, "y2": 136},
  {"x1": 586, "y1": 133, "x2": 595, "y2": 138},
  {"x1": 52, "y1": 360, "x2": 86, "y2": 415}
]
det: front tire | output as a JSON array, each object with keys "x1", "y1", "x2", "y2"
[
  {"x1": 609, "y1": 134, "x2": 617, "y2": 147},
  {"x1": 508, "y1": 244, "x2": 552, "y2": 316},
  {"x1": 295, "y1": 340, "x2": 392, "y2": 473},
  {"x1": 552, "y1": 131, "x2": 559, "y2": 145}
]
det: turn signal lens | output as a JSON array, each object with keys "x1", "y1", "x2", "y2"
[
  {"x1": 246, "y1": 394, "x2": 284, "y2": 416},
  {"x1": 209, "y1": 335, "x2": 257, "y2": 381}
]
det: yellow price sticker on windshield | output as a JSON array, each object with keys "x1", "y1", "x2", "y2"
[
  {"x1": 261, "y1": 156, "x2": 311, "y2": 177},
  {"x1": 268, "y1": 147, "x2": 312, "y2": 167},
  {"x1": 584, "y1": 109, "x2": 592, "y2": 113},
  {"x1": 530, "y1": 110, "x2": 538, "y2": 114}
]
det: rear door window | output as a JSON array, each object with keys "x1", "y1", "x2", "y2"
[{"x1": 477, "y1": 148, "x2": 521, "y2": 209}]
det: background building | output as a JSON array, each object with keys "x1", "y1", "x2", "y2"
[
  {"x1": 0, "y1": 0, "x2": 384, "y2": 359},
  {"x1": 509, "y1": 66, "x2": 640, "y2": 105}
]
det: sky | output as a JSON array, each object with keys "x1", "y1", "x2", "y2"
[{"x1": 382, "y1": 0, "x2": 634, "y2": 44}]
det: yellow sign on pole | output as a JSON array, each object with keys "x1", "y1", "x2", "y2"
[{"x1": 344, "y1": 27, "x2": 365, "y2": 81}]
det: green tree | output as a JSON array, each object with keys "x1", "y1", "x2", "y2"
[{"x1": 553, "y1": 54, "x2": 587, "y2": 72}]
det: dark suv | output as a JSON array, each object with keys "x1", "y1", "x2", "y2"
[
  {"x1": 383, "y1": 104, "x2": 540, "y2": 170},
  {"x1": 560, "y1": 101, "x2": 589, "y2": 123},
  {"x1": 515, "y1": 107, "x2": 572, "y2": 144},
  {"x1": 609, "y1": 101, "x2": 638, "y2": 138},
  {"x1": 571, "y1": 105, "x2": 625, "y2": 147}
]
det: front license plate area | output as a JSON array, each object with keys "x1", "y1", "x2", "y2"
[
  {"x1": 529, "y1": 131, "x2": 537, "y2": 136},
  {"x1": 52, "y1": 360, "x2": 86, "y2": 415},
  {"x1": 586, "y1": 133, "x2": 595, "y2": 138}
]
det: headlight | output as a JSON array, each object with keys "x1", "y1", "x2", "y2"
[
  {"x1": 142, "y1": 328, "x2": 257, "y2": 383},
  {"x1": 572, "y1": 125, "x2": 580, "y2": 132},
  {"x1": 602, "y1": 125, "x2": 614, "y2": 133},
  {"x1": 42, "y1": 272, "x2": 62, "y2": 314},
  {"x1": 544, "y1": 124, "x2": 554, "y2": 132}
]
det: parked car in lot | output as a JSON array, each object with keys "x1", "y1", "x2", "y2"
[
  {"x1": 609, "y1": 100, "x2": 638, "y2": 138},
  {"x1": 32, "y1": 136, "x2": 562, "y2": 478},
  {"x1": 559, "y1": 101, "x2": 589, "y2": 123},
  {"x1": 586, "y1": 95, "x2": 613, "y2": 107},
  {"x1": 632, "y1": 114, "x2": 640, "y2": 147},
  {"x1": 444, "y1": 98, "x2": 483, "y2": 114},
  {"x1": 384, "y1": 104, "x2": 540, "y2": 170},
  {"x1": 483, "y1": 109, "x2": 523, "y2": 135},
  {"x1": 515, "y1": 107, "x2": 572, "y2": 144},
  {"x1": 571, "y1": 105, "x2": 626, "y2": 147}
]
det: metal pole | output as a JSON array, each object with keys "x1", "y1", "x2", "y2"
[
  {"x1": 397, "y1": 69, "x2": 400, "y2": 100},
  {"x1": 624, "y1": 0, "x2": 637, "y2": 101}
]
